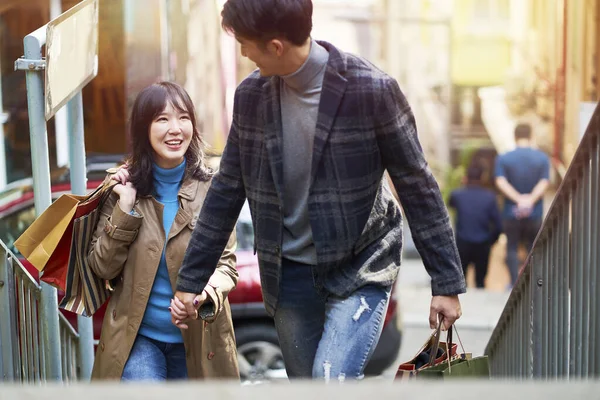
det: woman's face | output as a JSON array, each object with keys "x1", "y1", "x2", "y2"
[{"x1": 149, "y1": 100, "x2": 193, "y2": 169}]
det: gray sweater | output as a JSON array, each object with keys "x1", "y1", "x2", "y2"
[{"x1": 279, "y1": 40, "x2": 329, "y2": 265}]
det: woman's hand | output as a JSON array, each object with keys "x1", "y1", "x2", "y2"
[
  {"x1": 170, "y1": 290, "x2": 208, "y2": 329},
  {"x1": 113, "y1": 182, "x2": 137, "y2": 214},
  {"x1": 111, "y1": 165, "x2": 136, "y2": 213},
  {"x1": 111, "y1": 165, "x2": 130, "y2": 185}
]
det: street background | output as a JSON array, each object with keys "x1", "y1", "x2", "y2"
[{"x1": 0, "y1": 0, "x2": 598, "y2": 385}]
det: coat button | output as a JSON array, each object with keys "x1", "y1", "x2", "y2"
[
  {"x1": 207, "y1": 352, "x2": 215, "y2": 360},
  {"x1": 112, "y1": 310, "x2": 117, "y2": 319}
]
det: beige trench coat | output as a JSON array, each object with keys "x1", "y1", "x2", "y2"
[{"x1": 88, "y1": 175, "x2": 239, "y2": 380}]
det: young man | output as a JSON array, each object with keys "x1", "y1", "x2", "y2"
[
  {"x1": 495, "y1": 123, "x2": 550, "y2": 286},
  {"x1": 171, "y1": 0, "x2": 465, "y2": 380},
  {"x1": 449, "y1": 165, "x2": 502, "y2": 289}
]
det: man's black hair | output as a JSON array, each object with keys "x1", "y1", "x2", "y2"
[{"x1": 221, "y1": 0, "x2": 313, "y2": 46}]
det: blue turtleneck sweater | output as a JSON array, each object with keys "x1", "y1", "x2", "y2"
[{"x1": 138, "y1": 160, "x2": 186, "y2": 343}]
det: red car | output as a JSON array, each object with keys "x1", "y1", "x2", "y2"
[{"x1": 0, "y1": 165, "x2": 401, "y2": 382}]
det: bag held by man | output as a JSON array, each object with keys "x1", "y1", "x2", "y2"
[
  {"x1": 395, "y1": 320, "x2": 458, "y2": 380},
  {"x1": 395, "y1": 319, "x2": 489, "y2": 380}
]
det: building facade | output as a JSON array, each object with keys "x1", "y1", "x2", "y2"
[{"x1": 0, "y1": 0, "x2": 232, "y2": 189}]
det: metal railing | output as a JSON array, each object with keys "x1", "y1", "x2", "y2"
[
  {"x1": 485, "y1": 101, "x2": 600, "y2": 378},
  {"x1": 59, "y1": 313, "x2": 80, "y2": 382},
  {"x1": 0, "y1": 241, "x2": 80, "y2": 382},
  {"x1": 0, "y1": 243, "x2": 46, "y2": 382}
]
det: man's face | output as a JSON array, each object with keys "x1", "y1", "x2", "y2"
[{"x1": 236, "y1": 36, "x2": 282, "y2": 77}]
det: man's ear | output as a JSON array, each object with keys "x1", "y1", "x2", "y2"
[{"x1": 268, "y1": 39, "x2": 285, "y2": 57}]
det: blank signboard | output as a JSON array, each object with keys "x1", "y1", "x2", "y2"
[{"x1": 45, "y1": 0, "x2": 99, "y2": 120}]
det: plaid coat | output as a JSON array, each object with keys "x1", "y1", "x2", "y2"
[{"x1": 177, "y1": 41, "x2": 466, "y2": 315}]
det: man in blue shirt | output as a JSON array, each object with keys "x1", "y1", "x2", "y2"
[
  {"x1": 450, "y1": 165, "x2": 502, "y2": 288},
  {"x1": 495, "y1": 123, "x2": 550, "y2": 286}
]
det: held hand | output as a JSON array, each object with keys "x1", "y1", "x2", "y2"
[
  {"x1": 112, "y1": 182, "x2": 137, "y2": 214},
  {"x1": 429, "y1": 295, "x2": 462, "y2": 331},
  {"x1": 170, "y1": 290, "x2": 208, "y2": 329}
]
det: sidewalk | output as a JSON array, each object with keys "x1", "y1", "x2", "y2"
[{"x1": 397, "y1": 239, "x2": 511, "y2": 330}]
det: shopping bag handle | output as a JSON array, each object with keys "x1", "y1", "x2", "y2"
[
  {"x1": 84, "y1": 175, "x2": 117, "y2": 200},
  {"x1": 428, "y1": 319, "x2": 470, "y2": 374},
  {"x1": 428, "y1": 318, "x2": 453, "y2": 366}
]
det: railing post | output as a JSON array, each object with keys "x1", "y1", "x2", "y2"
[
  {"x1": 22, "y1": 27, "x2": 63, "y2": 381},
  {"x1": 0, "y1": 247, "x2": 16, "y2": 380},
  {"x1": 67, "y1": 91, "x2": 94, "y2": 380},
  {"x1": 532, "y1": 250, "x2": 543, "y2": 378},
  {"x1": 592, "y1": 137, "x2": 600, "y2": 377}
]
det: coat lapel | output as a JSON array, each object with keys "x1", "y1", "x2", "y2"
[
  {"x1": 262, "y1": 76, "x2": 284, "y2": 204},
  {"x1": 167, "y1": 179, "x2": 200, "y2": 242},
  {"x1": 310, "y1": 43, "x2": 348, "y2": 185}
]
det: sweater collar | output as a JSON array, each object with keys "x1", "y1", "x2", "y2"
[
  {"x1": 280, "y1": 39, "x2": 329, "y2": 92},
  {"x1": 152, "y1": 159, "x2": 186, "y2": 184}
]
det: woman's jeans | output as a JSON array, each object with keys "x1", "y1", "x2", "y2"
[
  {"x1": 274, "y1": 259, "x2": 391, "y2": 381},
  {"x1": 121, "y1": 334, "x2": 187, "y2": 381}
]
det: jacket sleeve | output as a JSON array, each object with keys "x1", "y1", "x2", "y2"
[
  {"x1": 374, "y1": 77, "x2": 466, "y2": 296},
  {"x1": 88, "y1": 192, "x2": 143, "y2": 280},
  {"x1": 201, "y1": 231, "x2": 238, "y2": 322},
  {"x1": 176, "y1": 89, "x2": 246, "y2": 294}
]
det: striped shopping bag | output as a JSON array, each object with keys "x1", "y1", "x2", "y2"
[{"x1": 59, "y1": 178, "x2": 117, "y2": 316}]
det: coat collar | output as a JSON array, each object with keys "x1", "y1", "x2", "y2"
[
  {"x1": 139, "y1": 178, "x2": 202, "y2": 242},
  {"x1": 139, "y1": 177, "x2": 199, "y2": 202},
  {"x1": 261, "y1": 41, "x2": 348, "y2": 199},
  {"x1": 310, "y1": 41, "x2": 348, "y2": 185},
  {"x1": 178, "y1": 178, "x2": 200, "y2": 202}
]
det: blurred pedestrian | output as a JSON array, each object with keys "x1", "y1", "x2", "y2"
[
  {"x1": 449, "y1": 165, "x2": 502, "y2": 289},
  {"x1": 495, "y1": 123, "x2": 550, "y2": 287},
  {"x1": 88, "y1": 82, "x2": 239, "y2": 381},
  {"x1": 171, "y1": 0, "x2": 465, "y2": 381}
]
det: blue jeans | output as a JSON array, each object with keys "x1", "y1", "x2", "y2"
[
  {"x1": 121, "y1": 334, "x2": 188, "y2": 381},
  {"x1": 274, "y1": 259, "x2": 390, "y2": 381},
  {"x1": 504, "y1": 218, "x2": 542, "y2": 285}
]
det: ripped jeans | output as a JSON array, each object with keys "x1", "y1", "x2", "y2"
[{"x1": 274, "y1": 259, "x2": 391, "y2": 381}]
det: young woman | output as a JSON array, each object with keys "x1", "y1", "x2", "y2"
[{"x1": 88, "y1": 81, "x2": 239, "y2": 381}]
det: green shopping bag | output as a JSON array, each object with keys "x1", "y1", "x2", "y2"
[
  {"x1": 417, "y1": 324, "x2": 490, "y2": 379},
  {"x1": 417, "y1": 354, "x2": 490, "y2": 379}
]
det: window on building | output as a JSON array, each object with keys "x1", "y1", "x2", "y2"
[{"x1": 470, "y1": 0, "x2": 510, "y2": 33}]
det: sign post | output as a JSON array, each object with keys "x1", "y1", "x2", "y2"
[{"x1": 15, "y1": 0, "x2": 99, "y2": 381}]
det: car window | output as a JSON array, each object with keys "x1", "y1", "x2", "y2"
[
  {"x1": 235, "y1": 219, "x2": 254, "y2": 252},
  {"x1": 0, "y1": 204, "x2": 36, "y2": 256},
  {"x1": 235, "y1": 201, "x2": 254, "y2": 252}
]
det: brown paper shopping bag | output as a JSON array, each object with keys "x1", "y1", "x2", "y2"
[{"x1": 14, "y1": 193, "x2": 86, "y2": 288}]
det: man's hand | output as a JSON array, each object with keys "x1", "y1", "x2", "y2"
[
  {"x1": 169, "y1": 290, "x2": 208, "y2": 329},
  {"x1": 429, "y1": 295, "x2": 462, "y2": 331},
  {"x1": 515, "y1": 194, "x2": 534, "y2": 219}
]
